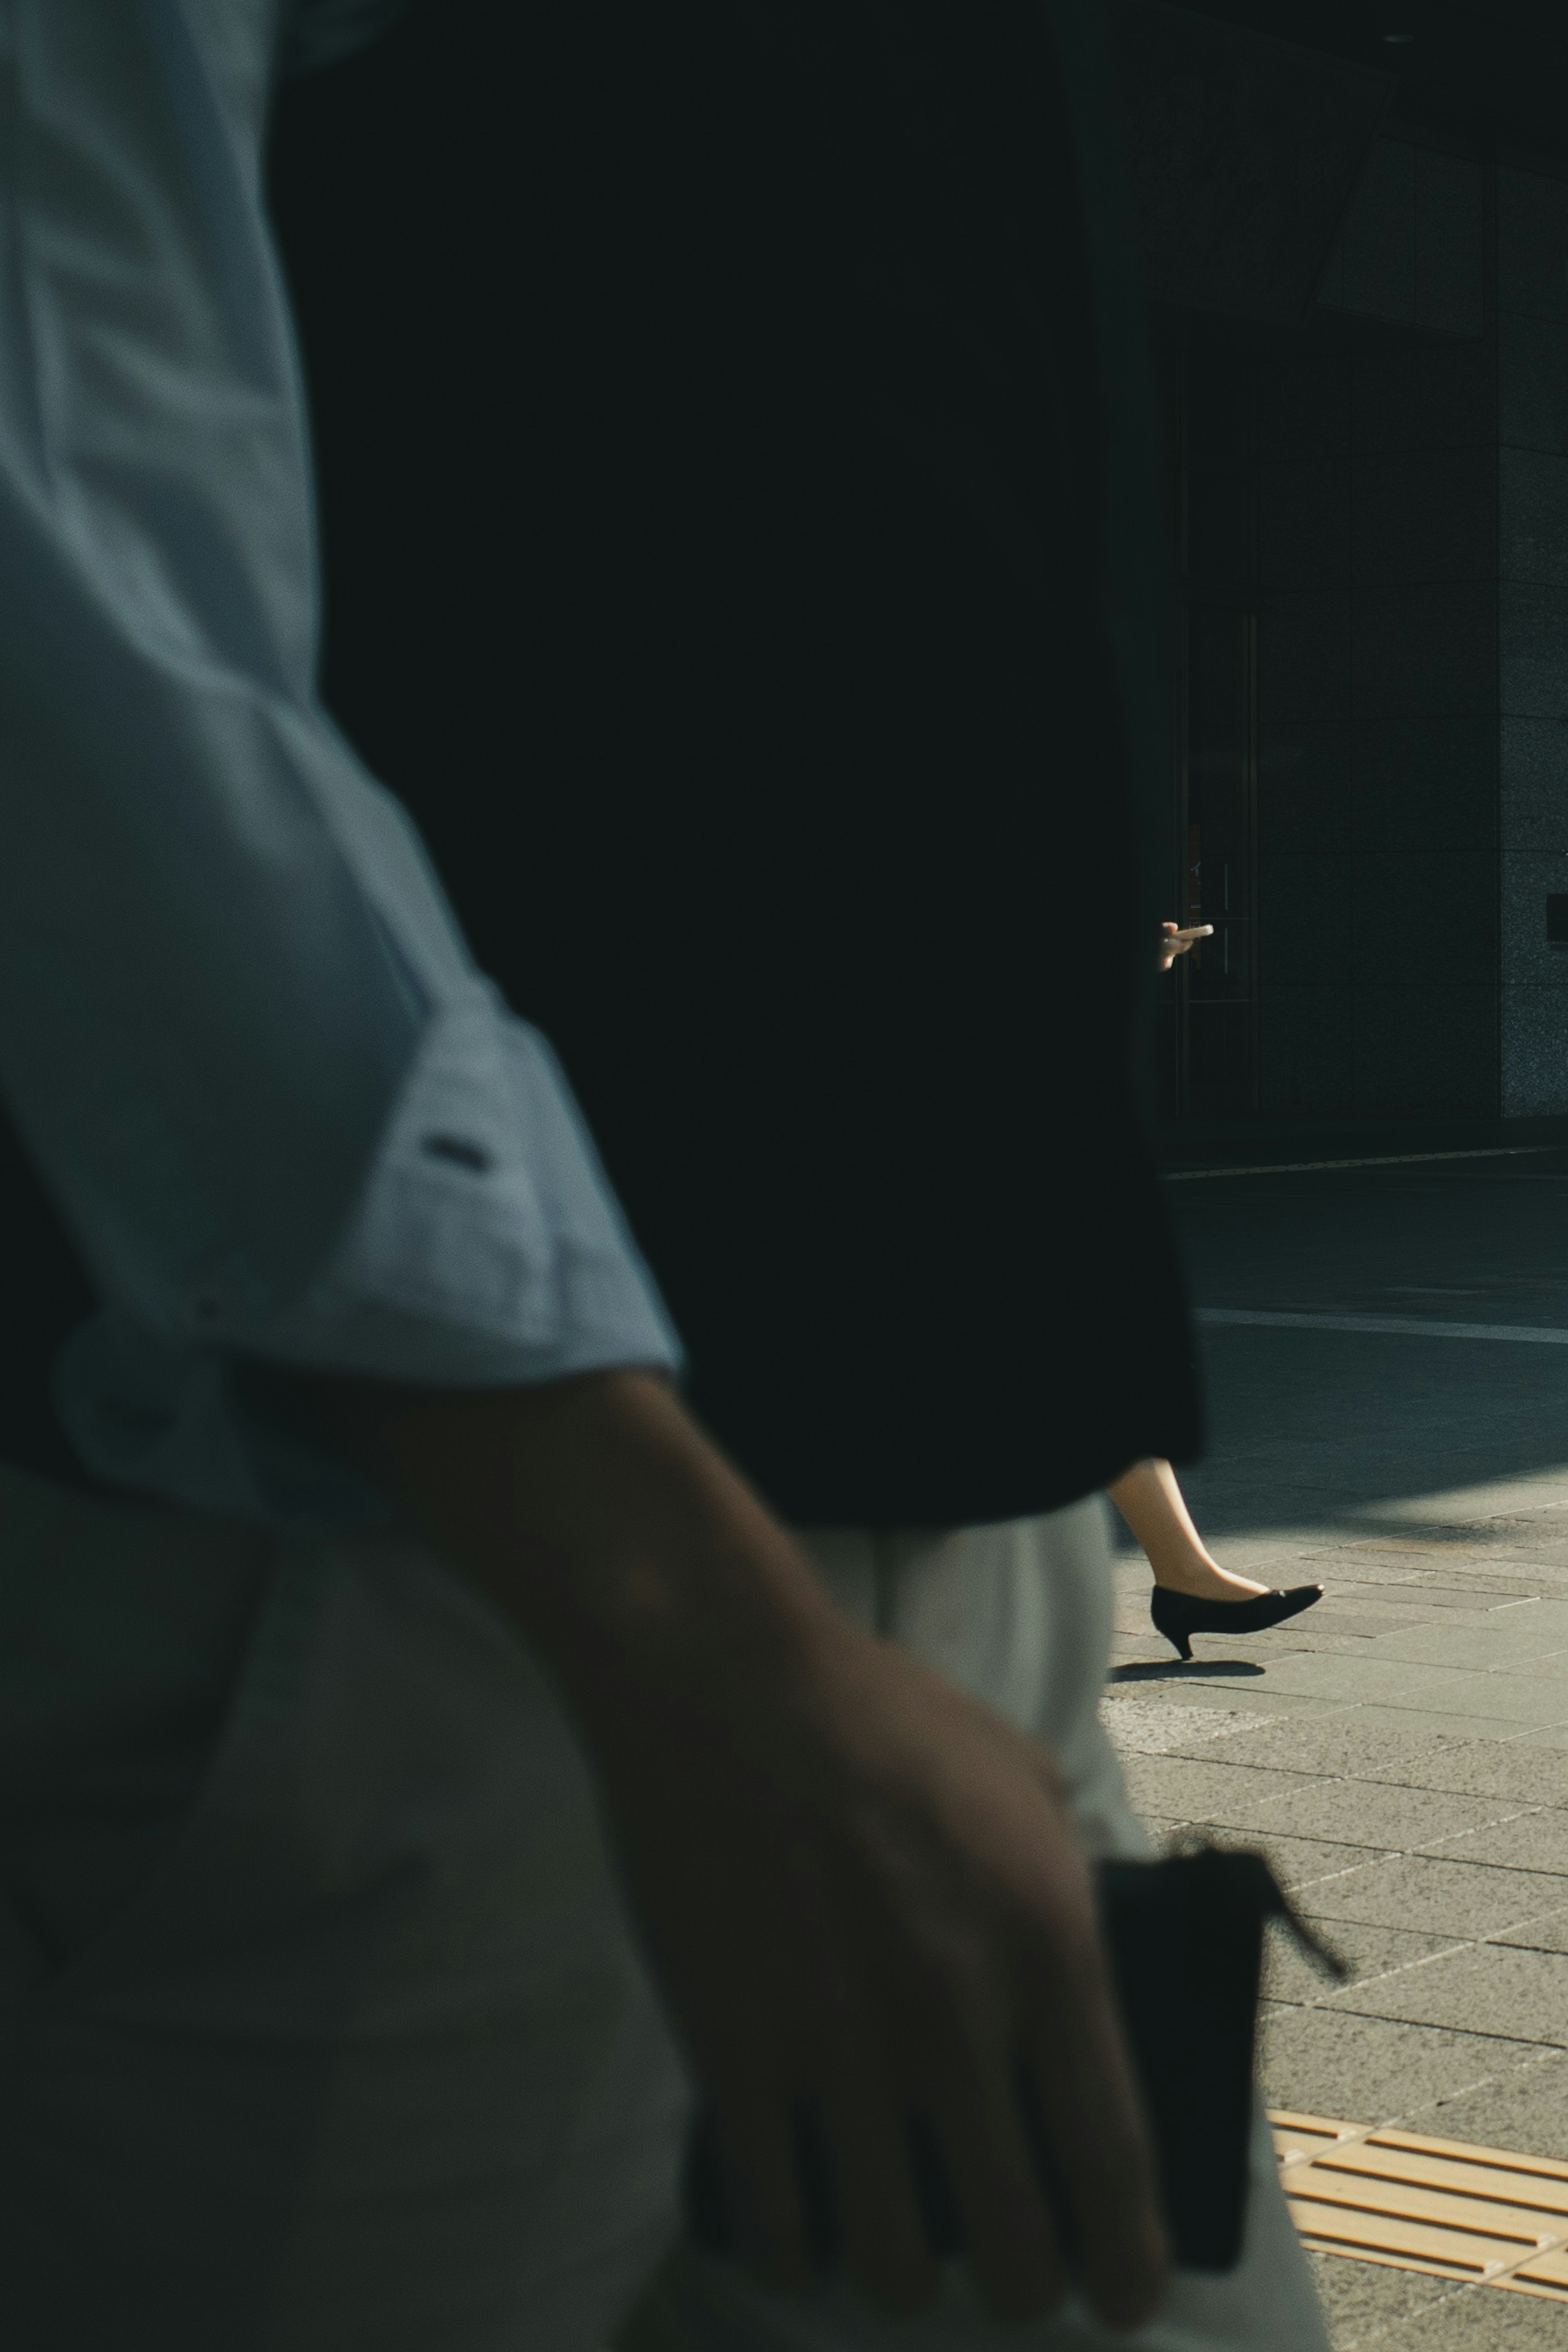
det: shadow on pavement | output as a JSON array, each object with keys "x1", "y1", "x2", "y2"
[
  {"x1": 1107, "y1": 1659, "x2": 1266, "y2": 1683},
  {"x1": 1164, "y1": 1144, "x2": 1568, "y2": 1540}
]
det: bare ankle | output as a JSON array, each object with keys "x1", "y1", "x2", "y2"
[{"x1": 1152, "y1": 1557, "x2": 1267, "y2": 1601}]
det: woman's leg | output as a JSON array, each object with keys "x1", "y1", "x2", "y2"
[{"x1": 1105, "y1": 1459, "x2": 1266, "y2": 1601}]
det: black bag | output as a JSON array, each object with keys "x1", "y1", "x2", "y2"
[{"x1": 684, "y1": 1841, "x2": 1346, "y2": 2277}]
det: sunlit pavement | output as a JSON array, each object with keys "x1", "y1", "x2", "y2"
[{"x1": 1103, "y1": 1129, "x2": 1568, "y2": 2349}]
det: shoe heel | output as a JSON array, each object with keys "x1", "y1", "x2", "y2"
[{"x1": 1149, "y1": 1589, "x2": 1196, "y2": 1661}]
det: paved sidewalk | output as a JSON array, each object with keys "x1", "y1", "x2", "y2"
[{"x1": 1104, "y1": 1140, "x2": 1568, "y2": 2349}]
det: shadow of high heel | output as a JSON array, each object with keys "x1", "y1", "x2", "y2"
[{"x1": 1108, "y1": 1657, "x2": 1266, "y2": 1683}]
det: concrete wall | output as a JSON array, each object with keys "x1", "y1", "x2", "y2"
[
  {"x1": 1172, "y1": 136, "x2": 1568, "y2": 1122},
  {"x1": 1257, "y1": 138, "x2": 1498, "y2": 1117},
  {"x1": 1317, "y1": 138, "x2": 1483, "y2": 339},
  {"x1": 1498, "y1": 167, "x2": 1568, "y2": 1114}
]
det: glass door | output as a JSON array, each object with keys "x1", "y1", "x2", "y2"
[
  {"x1": 1158, "y1": 313, "x2": 1261, "y2": 1123},
  {"x1": 1178, "y1": 601, "x2": 1258, "y2": 1118}
]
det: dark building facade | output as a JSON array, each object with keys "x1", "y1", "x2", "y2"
[{"x1": 1121, "y1": 6, "x2": 1568, "y2": 1123}]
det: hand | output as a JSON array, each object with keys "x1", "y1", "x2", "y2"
[
  {"x1": 273, "y1": 1365, "x2": 1169, "y2": 2331},
  {"x1": 1158, "y1": 920, "x2": 1212, "y2": 972},
  {"x1": 603, "y1": 1604, "x2": 1170, "y2": 2330}
]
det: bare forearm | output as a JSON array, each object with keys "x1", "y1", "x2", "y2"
[
  {"x1": 267, "y1": 1360, "x2": 1167, "y2": 2325},
  {"x1": 263, "y1": 1362, "x2": 839, "y2": 1741}
]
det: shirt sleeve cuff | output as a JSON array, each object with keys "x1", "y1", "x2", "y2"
[
  {"x1": 49, "y1": 997, "x2": 685, "y2": 1528},
  {"x1": 241, "y1": 990, "x2": 686, "y2": 1387}
]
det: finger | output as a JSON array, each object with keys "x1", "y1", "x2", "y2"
[
  {"x1": 924, "y1": 2037, "x2": 1069, "y2": 2323},
  {"x1": 819, "y1": 2065, "x2": 942, "y2": 2314},
  {"x1": 1020, "y1": 1969, "x2": 1169, "y2": 2332},
  {"x1": 708, "y1": 2096, "x2": 817, "y2": 2294}
]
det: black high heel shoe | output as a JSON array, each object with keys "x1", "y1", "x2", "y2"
[{"x1": 1150, "y1": 1583, "x2": 1324, "y2": 1662}]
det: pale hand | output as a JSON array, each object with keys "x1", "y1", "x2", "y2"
[{"x1": 1158, "y1": 921, "x2": 1212, "y2": 972}]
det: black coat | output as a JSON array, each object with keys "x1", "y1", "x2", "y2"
[{"x1": 0, "y1": 1, "x2": 1203, "y2": 1522}]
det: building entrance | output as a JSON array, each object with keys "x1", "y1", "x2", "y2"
[
  {"x1": 1160, "y1": 317, "x2": 1261, "y2": 1121},
  {"x1": 1178, "y1": 601, "x2": 1258, "y2": 1118}
]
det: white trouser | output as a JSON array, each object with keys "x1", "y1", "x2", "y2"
[{"x1": 0, "y1": 1467, "x2": 1327, "y2": 2351}]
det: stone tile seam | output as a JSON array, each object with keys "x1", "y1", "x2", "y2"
[
  {"x1": 1192, "y1": 1758, "x2": 1564, "y2": 1801},
  {"x1": 1138, "y1": 1787, "x2": 1558, "y2": 1839},
  {"x1": 1252, "y1": 1832, "x2": 1566, "y2": 1882},
  {"x1": 1271, "y1": 1904, "x2": 1568, "y2": 1989},
  {"x1": 1189, "y1": 1799, "x2": 1555, "y2": 1858},
  {"x1": 1175, "y1": 1686, "x2": 1568, "y2": 1731},
  {"x1": 1368, "y1": 2052, "x2": 1568, "y2": 2154},
  {"x1": 1166, "y1": 1763, "x2": 1551, "y2": 1825},
  {"x1": 1158, "y1": 1817, "x2": 1568, "y2": 1913},
  {"x1": 1395, "y1": 2062, "x2": 1566, "y2": 2144},
  {"x1": 1165, "y1": 1641, "x2": 1568, "y2": 1671},
  {"x1": 1163, "y1": 1768, "x2": 1565, "y2": 1800},
  {"x1": 1183, "y1": 1651, "x2": 1568, "y2": 1685},
  {"x1": 1271, "y1": 1991, "x2": 1564, "y2": 2052},
  {"x1": 1291, "y1": 1895, "x2": 1568, "y2": 1976},
  {"x1": 1268, "y1": 1934, "x2": 1474, "y2": 2011},
  {"x1": 1185, "y1": 1704, "x2": 1568, "y2": 1755},
  {"x1": 1421, "y1": 1811, "x2": 1566, "y2": 1861},
  {"x1": 1315, "y1": 2269, "x2": 1477, "y2": 2351},
  {"x1": 1432, "y1": 1647, "x2": 1568, "y2": 1670},
  {"x1": 1368, "y1": 1805, "x2": 1548, "y2": 1849},
  {"x1": 1272, "y1": 1913, "x2": 1568, "y2": 2025},
  {"x1": 1117, "y1": 1703, "x2": 1568, "y2": 1772}
]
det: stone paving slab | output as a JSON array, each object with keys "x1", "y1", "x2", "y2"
[
  {"x1": 1350, "y1": 1743, "x2": 1567, "y2": 1806},
  {"x1": 1366, "y1": 1624, "x2": 1568, "y2": 1670},
  {"x1": 1422, "y1": 2050, "x2": 1568, "y2": 2164},
  {"x1": 1507, "y1": 1658, "x2": 1568, "y2": 1691},
  {"x1": 1183, "y1": 1650, "x2": 1568, "y2": 1718},
  {"x1": 1143, "y1": 1715, "x2": 1443, "y2": 1775},
  {"x1": 1255, "y1": 2004, "x2": 1562, "y2": 2125},
  {"x1": 1327, "y1": 1705, "x2": 1566, "y2": 1743},
  {"x1": 1216, "y1": 1828, "x2": 1391, "y2": 1891},
  {"x1": 1287, "y1": 1852, "x2": 1568, "y2": 1937},
  {"x1": 1304, "y1": 2254, "x2": 1458, "y2": 2348},
  {"x1": 1243, "y1": 1777, "x2": 1527, "y2": 1849},
  {"x1": 1316, "y1": 1941, "x2": 1568, "y2": 2044},
  {"x1": 1492, "y1": 1904, "x2": 1568, "y2": 1955},
  {"x1": 1116, "y1": 1752, "x2": 1327, "y2": 1826},
  {"x1": 1260, "y1": 1918, "x2": 1461, "y2": 2008},
  {"x1": 1351, "y1": 2281, "x2": 1568, "y2": 2349},
  {"x1": 1133, "y1": 1148, "x2": 1568, "y2": 2344},
  {"x1": 1106, "y1": 1490, "x2": 1568, "y2": 2344},
  {"x1": 1105, "y1": 1676, "x2": 1350, "y2": 1721},
  {"x1": 1433, "y1": 1811, "x2": 1568, "y2": 1874}
]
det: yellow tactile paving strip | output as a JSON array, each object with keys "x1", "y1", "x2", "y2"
[{"x1": 1271, "y1": 2110, "x2": 1568, "y2": 2303}]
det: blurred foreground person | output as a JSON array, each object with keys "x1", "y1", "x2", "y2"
[{"x1": 0, "y1": 4, "x2": 1324, "y2": 2350}]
